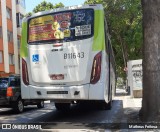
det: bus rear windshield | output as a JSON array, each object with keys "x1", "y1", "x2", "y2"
[{"x1": 28, "y1": 9, "x2": 94, "y2": 44}]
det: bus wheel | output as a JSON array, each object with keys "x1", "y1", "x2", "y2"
[
  {"x1": 106, "y1": 87, "x2": 113, "y2": 110},
  {"x1": 37, "y1": 101, "x2": 44, "y2": 108},
  {"x1": 99, "y1": 100, "x2": 112, "y2": 110},
  {"x1": 99, "y1": 101, "x2": 108, "y2": 110},
  {"x1": 107, "y1": 99, "x2": 112, "y2": 110},
  {"x1": 13, "y1": 98, "x2": 24, "y2": 113},
  {"x1": 55, "y1": 103, "x2": 70, "y2": 111},
  {"x1": 99, "y1": 95, "x2": 112, "y2": 110}
]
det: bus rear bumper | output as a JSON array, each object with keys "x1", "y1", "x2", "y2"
[
  {"x1": 21, "y1": 83, "x2": 106, "y2": 101},
  {"x1": 23, "y1": 84, "x2": 90, "y2": 100}
]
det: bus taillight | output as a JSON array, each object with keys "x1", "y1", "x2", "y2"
[
  {"x1": 90, "y1": 52, "x2": 102, "y2": 84},
  {"x1": 22, "y1": 59, "x2": 29, "y2": 85}
]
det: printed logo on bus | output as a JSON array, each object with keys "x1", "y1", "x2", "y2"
[
  {"x1": 32, "y1": 54, "x2": 39, "y2": 62},
  {"x1": 60, "y1": 21, "x2": 70, "y2": 29}
]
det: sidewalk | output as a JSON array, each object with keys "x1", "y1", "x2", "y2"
[
  {"x1": 115, "y1": 88, "x2": 142, "y2": 108},
  {"x1": 114, "y1": 88, "x2": 143, "y2": 125},
  {"x1": 123, "y1": 96, "x2": 142, "y2": 108}
]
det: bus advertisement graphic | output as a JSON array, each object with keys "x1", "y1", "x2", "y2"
[{"x1": 28, "y1": 9, "x2": 94, "y2": 43}]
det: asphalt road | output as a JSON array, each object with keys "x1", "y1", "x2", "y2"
[{"x1": 0, "y1": 89, "x2": 130, "y2": 131}]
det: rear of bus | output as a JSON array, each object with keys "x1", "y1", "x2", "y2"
[{"x1": 20, "y1": 5, "x2": 107, "y2": 103}]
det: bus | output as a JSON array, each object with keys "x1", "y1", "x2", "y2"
[{"x1": 20, "y1": 4, "x2": 116, "y2": 110}]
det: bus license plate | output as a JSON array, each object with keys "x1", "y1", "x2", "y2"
[{"x1": 49, "y1": 74, "x2": 64, "y2": 80}]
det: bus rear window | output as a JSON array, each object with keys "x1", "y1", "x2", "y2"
[{"x1": 28, "y1": 9, "x2": 94, "y2": 43}]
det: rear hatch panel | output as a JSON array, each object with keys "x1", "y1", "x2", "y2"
[
  {"x1": 29, "y1": 38, "x2": 93, "y2": 85},
  {"x1": 27, "y1": 8, "x2": 94, "y2": 86}
]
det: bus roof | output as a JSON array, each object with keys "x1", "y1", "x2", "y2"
[{"x1": 24, "y1": 4, "x2": 103, "y2": 22}]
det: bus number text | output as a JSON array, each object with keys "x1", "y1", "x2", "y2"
[{"x1": 64, "y1": 52, "x2": 84, "y2": 59}]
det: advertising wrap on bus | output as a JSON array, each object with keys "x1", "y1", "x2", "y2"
[
  {"x1": 28, "y1": 9, "x2": 94, "y2": 43},
  {"x1": 27, "y1": 9, "x2": 94, "y2": 86}
]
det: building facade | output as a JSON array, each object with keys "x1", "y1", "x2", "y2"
[{"x1": 0, "y1": 0, "x2": 25, "y2": 77}]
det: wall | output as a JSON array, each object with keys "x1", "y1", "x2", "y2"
[{"x1": 127, "y1": 59, "x2": 142, "y2": 98}]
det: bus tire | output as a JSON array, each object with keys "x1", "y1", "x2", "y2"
[
  {"x1": 55, "y1": 103, "x2": 70, "y2": 111},
  {"x1": 13, "y1": 98, "x2": 24, "y2": 113},
  {"x1": 107, "y1": 86, "x2": 113, "y2": 110},
  {"x1": 37, "y1": 101, "x2": 44, "y2": 108},
  {"x1": 100, "y1": 86, "x2": 112, "y2": 110},
  {"x1": 99, "y1": 101, "x2": 108, "y2": 110},
  {"x1": 107, "y1": 99, "x2": 112, "y2": 110},
  {"x1": 100, "y1": 100, "x2": 112, "y2": 110}
]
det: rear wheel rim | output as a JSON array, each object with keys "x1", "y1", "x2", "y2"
[
  {"x1": 18, "y1": 100, "x2": 23, "y2": 112},
  {"x1": 41, "y1": 101, "x2": 44, "y2": 107}
]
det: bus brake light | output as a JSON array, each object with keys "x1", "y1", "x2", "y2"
[
  {"x1": 22, "y1": 59, "x2": 29, "y2": 85},
  {"x1": 90, "y1": 52, "x2": 102, "y2": 84}
]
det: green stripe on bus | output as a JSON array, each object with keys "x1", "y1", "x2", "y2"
[
  {"x1": 20, "y1": 22, "x2": 28, "y2": 57},
  {"x1": 92, "y1": 10, "x2": 105, "y2": 51}
]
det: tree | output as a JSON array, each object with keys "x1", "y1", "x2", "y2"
[
  {"x1": 33, "y1": 1, "x2": 54, "y2": 13},
  {"x1": 53, "y1": 2, "x2": 64, "y2": 9},
  {"x1": 140, "y1": 0, "x2": 160, "y2": 121},
  {"x1": 33, "y1": 1, "x2": 64, "y2": 13},
  {"x1": 85, "y1": 0, "x2": 142, "y2": 78},
  {"x1": 26, "y1": 1, "x2": 64, "y2": 16}
]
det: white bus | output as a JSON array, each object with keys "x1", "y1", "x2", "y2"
[{"x1": 20, "y1": 4, "x2": 116, "y2": 110}]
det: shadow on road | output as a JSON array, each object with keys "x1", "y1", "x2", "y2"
[
  {"x1": 30, "y1": 100, "x2": 124, "y2": 130},
  {"x1": 123, "y1": 107, "x2": 142, "y2": 123}
]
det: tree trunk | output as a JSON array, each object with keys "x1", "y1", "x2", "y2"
[{"x1": 140, "y1": 0, "x2": 160, "y2": 121}]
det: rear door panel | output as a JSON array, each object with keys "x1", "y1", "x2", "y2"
[{"x1": 29, "y1": 38, "x2": 93, "y2": 85}]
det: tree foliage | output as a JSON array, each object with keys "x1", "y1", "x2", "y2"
[
  {"x1": 85, "y1": 0, "x2": 142, "y2": 78},
  {"x1": 26, "y1": 1, "x2": 64, "y2": 16},
  {"x1": 33, "y1": 1, "x2": 54, "y2": 13},
  {"x1": 53, "y1": 2, "x2": 64, "y2": 9}
]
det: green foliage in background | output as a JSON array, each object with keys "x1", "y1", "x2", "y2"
[
  {"x1": 26, "y1": 1, "x2": 64, "y2": 16},
  {"x1": 85, "y1": 0, "x2": 142, "y2": 78}
]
